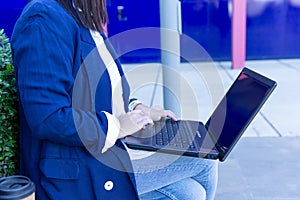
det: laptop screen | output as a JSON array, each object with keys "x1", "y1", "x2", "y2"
[{"x1": 205, "y1": 68, "x2": 276, "y2": 155}]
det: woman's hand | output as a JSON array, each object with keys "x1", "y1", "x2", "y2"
[
  {"x1": 117, "y1": 104, "x2": 178, "y2": 139},
  {"x1": 134, "y1": 104, "x2": 178, "y2": 122},
  {"x1": 117, "y1": 110, "x2": 153, "y2": 139}
]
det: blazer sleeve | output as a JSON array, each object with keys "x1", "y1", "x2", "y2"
[{"x1": 11, "y1": 9, "x2": 108, "y2": 151}]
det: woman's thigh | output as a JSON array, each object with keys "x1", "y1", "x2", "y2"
[
  {"x1": 139, "y1": 178, "x2": 206, "y2": 200},
  {"x1": 132, "y1": 152, "x2": 218, "y2": 198}
]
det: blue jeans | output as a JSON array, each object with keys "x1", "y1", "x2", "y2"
[{"x1": 131, "y1": 152, "x2": 218, "y2": 200}]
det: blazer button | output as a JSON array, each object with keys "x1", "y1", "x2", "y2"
[{"x1": 104, "y1": 180, "x2": 114, "y2": 191}]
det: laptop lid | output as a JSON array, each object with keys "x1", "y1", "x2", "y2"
[{"x1": 205, "y1": 67, "x2": 277, "y2": 161}]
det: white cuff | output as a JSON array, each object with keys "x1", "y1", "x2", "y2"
[{"x1": 101, "y1": 111, "x2": 120, "y2": 153}]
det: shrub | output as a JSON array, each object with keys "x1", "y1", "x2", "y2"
[{"x1": 0, "y1": 29, "x2": 19, "y2": 176}]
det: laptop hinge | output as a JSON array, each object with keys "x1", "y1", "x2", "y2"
[
  {"x1": 205, "y1": 124, "x2": 227, "y2": 155},
  {"x1": 215, "y1": 143, "x2": 227, "y2": 155}
]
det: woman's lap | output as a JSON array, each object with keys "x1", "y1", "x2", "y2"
[
  {"x1": 131, "y1": 152, "x2": 218, "y2": 200},
  {"x1": 139, "y1": 178, "x2": 206, "y2": 200}
]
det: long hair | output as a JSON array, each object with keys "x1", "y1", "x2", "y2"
[{"x1": 57, "y1": 0, "x2": 108, "y2": 32}]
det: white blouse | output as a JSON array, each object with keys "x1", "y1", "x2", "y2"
[{"x1": 90, "y1": 30, "x2": 125, "y2": 153}]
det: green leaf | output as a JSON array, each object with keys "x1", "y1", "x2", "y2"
[{"x1": 0, "y1": 29, "x2": 19, "y2": 176}]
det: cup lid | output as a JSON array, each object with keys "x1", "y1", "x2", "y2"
[{"x1": 0, "y1": 175, "x2": 35, "y2": 200}]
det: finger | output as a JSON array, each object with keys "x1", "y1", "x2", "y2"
[
  {"x1": 165, "y1": 110, "x2": 178, "y2": 121},
  {"x1": 137, "y1": 116, "x2": 154, "y2": 127},
  {"x1": 149, "y1": 109, "x2": 165, "y2": 121}
]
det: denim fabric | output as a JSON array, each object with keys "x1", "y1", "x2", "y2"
[{"x1": 132, "y1": 153, "x2": 218, "y2": 200}]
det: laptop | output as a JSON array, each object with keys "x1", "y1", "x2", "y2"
[{"x1": 124, "y1": 67, "x2": 277, "y2": 161}]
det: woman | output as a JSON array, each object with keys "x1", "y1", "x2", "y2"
[{"x1": 11, "y1": 0, "x2": 218, "y2": 199}]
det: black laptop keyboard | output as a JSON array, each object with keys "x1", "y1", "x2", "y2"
[{"x1": 154, "y1": 119, "x2": 196, "y2": 149}]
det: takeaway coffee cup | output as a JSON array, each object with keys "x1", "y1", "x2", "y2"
[{"x1": 0, "y1": 175, "x2": 35, "y2": 200}]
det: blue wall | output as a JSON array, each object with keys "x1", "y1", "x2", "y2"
[
  {"x1": 2, "y1": 0, "x2": 300, "y2": 62},
  {"x1": 107, "y1": 0, "x2": 300, "y2": 63},
  {"x1": 106, "y1": 0, "x2": 161, "y2": 62},
  {"x1": 246, "y1": 0, "x2": 300, "y2": 59},
  {"x1": 181, "y1": 0, "x2": 232, "y2": 61},
  {"x1": 0, "y1": 0, "x2": 27, "y2": 37}
]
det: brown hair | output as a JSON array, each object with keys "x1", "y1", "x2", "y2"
[{"x1": 57, "y1": 0, "x2": 108, "y2": 32}]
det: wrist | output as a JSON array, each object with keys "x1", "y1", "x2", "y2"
[
  {"x1": 134, "y1": 103, "x2": 143, "y2": 110},
  {"x1": 128, "y1": 99, "x2": 142, "y2": 112}
]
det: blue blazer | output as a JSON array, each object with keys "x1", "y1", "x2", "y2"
[{"x1": 11, "y1": 0, "x2": 138, "y2": 199}]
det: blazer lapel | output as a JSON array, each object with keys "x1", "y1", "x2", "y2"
[
  {"x1": 77, "y1": 27, "x2": 108, "y2": 111},
  {"x1": 79, "y1": 27, "x2": 96, "y2": 59}
]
